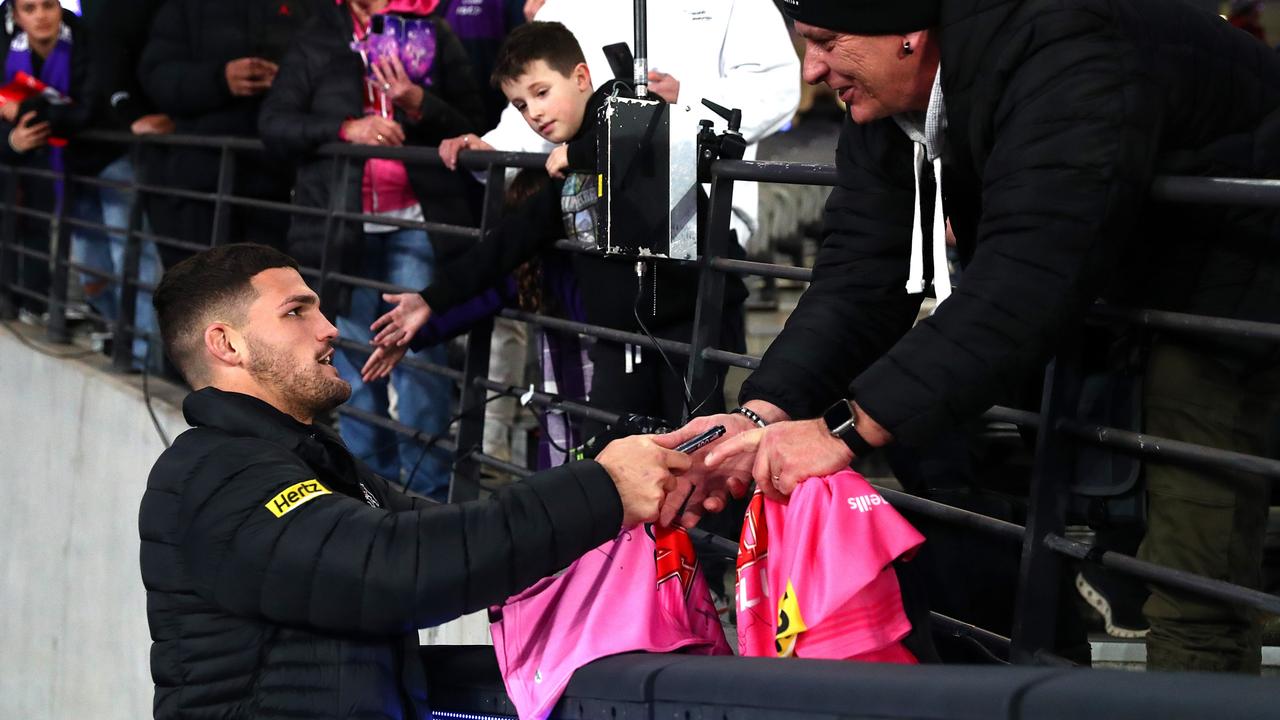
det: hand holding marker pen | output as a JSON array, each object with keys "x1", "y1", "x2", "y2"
[{"x1": 671, "y1": 425, "x2": 726, "y2": 519}]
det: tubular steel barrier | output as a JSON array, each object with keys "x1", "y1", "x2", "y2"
[{"x1": 3, "y1": 128, "x2": 1279, "y2": 671}]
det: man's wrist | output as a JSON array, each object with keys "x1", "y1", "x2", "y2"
[
  {"x1": 741, "y1": 399, "x2": 789, "y2": 425},
  {"x1": 822, "y1": 398, "x2": 876, "y2": 458},
  {"x1": 732, "y1": 406, "x2": 767, "y2": 427}
]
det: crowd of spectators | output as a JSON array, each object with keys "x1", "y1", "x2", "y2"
[{"x1": 0, "y1": 0, "x2": 801, "y2": 497}]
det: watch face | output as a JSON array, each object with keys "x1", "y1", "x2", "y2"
[{"x1": 823, "y1": 400, "x2": 854, "y2": 434}]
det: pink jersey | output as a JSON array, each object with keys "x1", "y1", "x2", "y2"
[
  {"x1": 736, "y1": 469, "x2": 925, "y2": 662},
  {"x1": 491, "y1": 524, "x2": 731, "y2": 720}
]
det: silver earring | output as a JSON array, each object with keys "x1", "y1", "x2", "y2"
[{"x1": 903, "y1": 39, "x2": 913, "y2": 56}]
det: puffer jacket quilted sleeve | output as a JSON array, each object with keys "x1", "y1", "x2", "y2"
[
  {"x1": 849, "y1": 4, "x2": 1163, "y2": 444},
  {"x1": 169, "y1": 434, "x2": 622, "y2": 636},
  {"x1": 743, "y1": 1, "x2": 1170, "y2": 444},
  {"x1": 738, "y1": 118, "x2": 925, "y2": 422}
]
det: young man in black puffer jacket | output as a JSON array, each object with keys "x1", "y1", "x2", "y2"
[{"x1": 141, "y1": 243, "x2": 687, "y2": 720}]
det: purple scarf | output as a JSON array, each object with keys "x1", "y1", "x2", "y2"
[{"x1": 5, "y1": 27, "x2": 72, "y2": 207}]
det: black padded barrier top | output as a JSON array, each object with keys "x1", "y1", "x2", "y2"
[{"x1": 420, "y1": 645, "x2": 1280, "y2": 720}]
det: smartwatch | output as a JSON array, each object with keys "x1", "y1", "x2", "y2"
[{"x1": 822, "y1": 398, "x2": 874, "y2": 458}]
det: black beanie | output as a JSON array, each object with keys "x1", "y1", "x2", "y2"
[{"x1": 779, "y1": 0, "x2": 941, "y2": 35}]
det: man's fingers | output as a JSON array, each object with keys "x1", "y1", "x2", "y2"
[
  {"x1": 752, "y1": 448, "x2": 786, "y2": 503},
  {"x1": 777, "y1": 472, "x2": 801, "y2": 497},
  {"x1": 651, "y1": 424, "x2": 706, "y2": 449},
  {"x1": 704, "y1": 428, "x2": 761, "y2": 467},
  {"x1": 702, "y1": 494, "x2": 725, "y2": 514},
  {"x1": 661, "y1": 447, "x2": 693, "y2": 473},
  {"x1": 657, "y1": 476, "x2": 691, "y2": 526}
]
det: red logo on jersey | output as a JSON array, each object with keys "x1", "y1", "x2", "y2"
[
  {"x1": 735, "y1": 489, "x2": 769, "y2": 618},
  {"x1": 278, "y1": 3, "x2": 291, "y2": 16},
  {"x1": 653, "y1": 524, "x2": 699, "y2": 598}
]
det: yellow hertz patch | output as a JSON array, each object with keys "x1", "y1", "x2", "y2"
[
  {"x1": 774, "y1": 579, "x2": 809, "y2": 657},
  {"x1": 265, "y1": 479, "x2": 331, "y2": 518}
]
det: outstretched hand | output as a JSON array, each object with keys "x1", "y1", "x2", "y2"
[
  {"x1": 706, "y1": 418, "x2": 854, "y2": 502},
  {"x1": 653, "y1": 412, "x2": 759, "y2": 528},
  {"x1": 596, "y1": 433, "x2": 691, "y2": 528},
  {"x1": 361, "y1": 343, "x2": 409, "y2": 383},
  {"x1": 370, "y1": 292, "x2": 431, "y2": 347}
]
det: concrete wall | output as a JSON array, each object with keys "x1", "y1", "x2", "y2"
[
  {"x1": 0, "y1": 327, "x2": 183, "y2": 718},
  {"x1": 0, "y1": 327, "x2": 487, "y2": 720}
]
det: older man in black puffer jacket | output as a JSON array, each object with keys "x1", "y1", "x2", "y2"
[{"x1": 662, "y1": 0, "x2": 1280, "y2": 674}]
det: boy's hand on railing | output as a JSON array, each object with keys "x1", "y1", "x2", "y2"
[
  {"x1": 341, "y1": 115, "x2": 405, "y2": 146},
  {"x1": 545, "y1": 144, "x2": 569, "y2": 178},
  {"x1": 360, "y1": 343, "x2": 408, "y2": 383},
  {"x1": 8, "y1": 111, "x2": 50, "y2": 153},
  {"x1": 438, "y1": 133, "x2": 493, "y2": 171},
  {"x1": 131, "y1": 114, "x2": 175, "y2": 135},
  {"x1": 370, "y1": 292, "x2": 431, "y2": 347}
]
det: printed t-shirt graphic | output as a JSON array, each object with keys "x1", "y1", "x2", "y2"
[
  {"x1": 491, "y1": 524, "x2": 730, "y2": 720},
  {"x1": 560, "y1": 172, "x2": 600, "y2": 248},
  {"x1": 736, "y1": 469, "x2": 924, "y2": 662}
]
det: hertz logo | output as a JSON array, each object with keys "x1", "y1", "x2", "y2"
[{"x1": 265, "y1": 480, "x2": 331, "y2": 518}]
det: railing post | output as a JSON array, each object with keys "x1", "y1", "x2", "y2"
[
  {"x1": 0, "y1": 167, "x2": 17, "y2": 319},
  {"x1": 1010, "y1": 339, "x2": 1085, "y2": 663},
  {"x1": 209, "y1": 144, "x2": 236, "y2": 247},
  {"x1": 46, "y1": 164, "x2": 73, "y2": 343},
  {"x1": 683, "y1": 167, "x2": 737, "y2": 422},
  {"x1": 317, "y1": 154, "x2": 352, "y2": 313},
  {"x1": 113, "y1": 142, "x2": 146, "y2": 371},
  {"x1": 449, "y1": 163, "x2": 504, "y2": 502}
]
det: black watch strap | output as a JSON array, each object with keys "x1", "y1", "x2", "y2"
[
  {"x1": 823, "y1": 399, "x2": 875, "y2": 458},
  {"x1": 840, "y1": 424, "x2": 875, "y2": 458}
]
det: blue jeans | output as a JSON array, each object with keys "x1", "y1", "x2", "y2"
[
  {"x1": 70, "y1": 157, "x2": 163, "y2": 370},
  {"x1": 334, "y1": 228, "x2": 453, "y2": 499}
]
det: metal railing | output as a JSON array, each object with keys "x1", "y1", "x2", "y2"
[{"x1": 2, "y1": 129, "x2": 1278, "y2": 666}]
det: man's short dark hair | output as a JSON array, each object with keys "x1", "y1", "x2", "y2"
[
  {"x1": 153, "y1": 243, "x2": 299, "y2": 387},
  {"x1": 491, "y1": 21, "x2": 587, "y2": 88}
]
